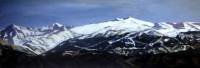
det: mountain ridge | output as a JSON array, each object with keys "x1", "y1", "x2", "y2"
[{"x1": 1, "y1": 17, "x2": 200, "y2": 55}]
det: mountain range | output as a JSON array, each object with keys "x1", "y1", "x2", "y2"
[{"x1": 0, "y1": 17, "x2": 200, "y2": 56}]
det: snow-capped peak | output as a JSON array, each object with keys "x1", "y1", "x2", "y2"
[
  {"x1": 0, "y1": 24, "x2": 30, "y2": 39},
  {"x1": 53, "y1": 23, "x2": 64, "y2": 28},
  {"x1": 39, "y1": 23, "x2": 66, "y2": 31},
  {"x1": 6, "y1": 24, "x2": 22, "y2": 31},
  {"x1": 149, "y1": 22, "x2": 200, "y2": 37},
  {"x1": 0, "y1": 23, "x2": 74, "y2": 55},
  {"x1": 52, "y1": 23, "x2": 65, "y2": 30},
  {"x1": 71, "y1": 17, "x2": 154, "y2": 36},
  {"x1": 115, "y1": 18, "x2": 124, "y2": 21}
]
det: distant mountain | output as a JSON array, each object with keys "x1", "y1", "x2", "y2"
[
  {"x1": 1, "y1": 17, "x2": 200, "y2": 56},
  {"x1": 0, "y1": 23, "x2": 74, "y2": 55}
]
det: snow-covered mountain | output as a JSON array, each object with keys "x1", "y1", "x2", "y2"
[
  {"x1": 0, "y1": 23, "x2": 74, "y2": 55},
  {"x1": 1, "y1": 17, "x2": 200, "y2": 55},
  {"x1": 71, "y1": 17, "x2": 154, "y2": 38},
  {"x1": 71, "y1": 17, "x2": 200, "y2": 38},
  {"x1": 149, "y1": 22, "x2": 200, "y2": 37}
]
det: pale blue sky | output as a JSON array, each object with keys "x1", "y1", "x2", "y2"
[{"x1": 0, "y1": 0, "x2": 200, "y2": 28}]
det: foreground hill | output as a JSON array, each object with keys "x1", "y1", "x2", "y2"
[{"x1": 0, "y1": 45, "x2": 200, "y2": 68}]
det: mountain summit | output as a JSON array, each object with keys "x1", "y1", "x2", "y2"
[{"x1": 0, "y1": 23, "x2": 74, "y2": 55}]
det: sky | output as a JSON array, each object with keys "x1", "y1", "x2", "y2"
[{"x1": 0, "y1": 0, "x2": 200, "y2": 28}]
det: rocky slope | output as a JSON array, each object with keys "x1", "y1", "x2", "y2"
[{"x1": 0, "y1": 23, "x2": 74, "y2": 55}]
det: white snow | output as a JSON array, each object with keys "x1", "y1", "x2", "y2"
[
  {"x1": 71, "y1": 17, "x2": 154, "y2": 37},
  {"x1": 1, "y1": 17, "x2": 200, "y2": 55},
  {"x1": 0, "y1": 23, "x2": 74, "y2": 55},
  {"x1": 53, "y1": 23, "x2": 64, "y2": 27}
]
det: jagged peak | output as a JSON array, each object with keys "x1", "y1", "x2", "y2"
[
  {"x1": 51, "y1": 23, "x2": 66, "y2": 30},
  {"x1": 115, "y1": 18, "x2": 124, "y2": 21},
  {"x1": 121, "y1": 17, "x2": 154, "y2": 27},
  {"x1": 124, "y1": 16, "x2": 137, "y2": 20},
  {"x1": 112, "y1": 17, "x2": 145, "y2": 22},
  {"x1": 52, "y1": 23, "x2": 64, "y2": 27},
  {"x1": 113, "y1": 17, "x2": 138, "y2": 22},
  {"x1": 108, "y1": 17, "x2": 154, "y2": 27},
  {"x1": 123, "y1": 16, "x2": 143, "y2": 21},
  {"x1": 7, "y1": 24, "x2": 21, "y2": 30},
  {"x1": 1, "y1": 24, "x2": 27, "y2": 33}
]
